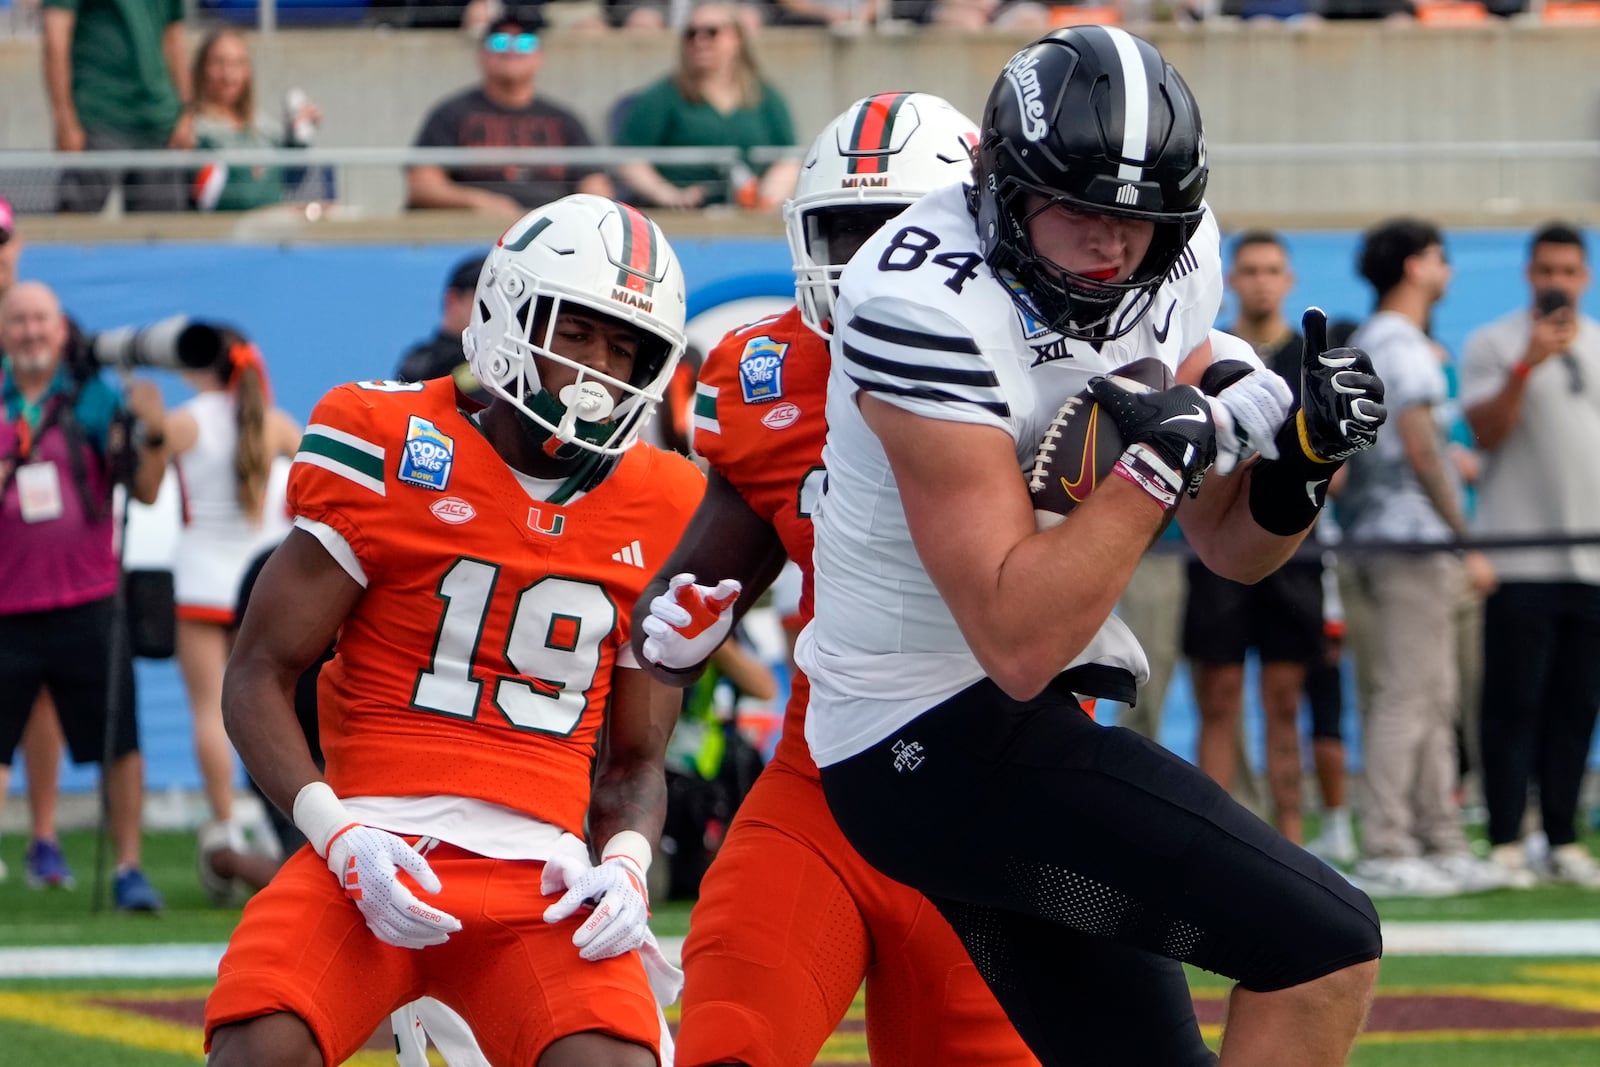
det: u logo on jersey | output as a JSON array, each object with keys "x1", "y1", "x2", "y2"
[
  {"x1": 398, "y1": 416, "x2": 454, "y2": 491},
  {"x1": 738, "y1": 335, "x2": 788, "y2": 404},
  {"x1": 527, "y1": 505, "x2": 566, "y2": 537}
]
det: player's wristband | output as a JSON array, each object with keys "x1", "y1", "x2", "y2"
[
  {"x1": 292, "y1": 780, "x2": 356, "y2": 859},
  {"x1": 1511, "y1": 360, "x2": 1532, "y2": 384},
  {"x1": 1248, "y1": 416, "x2": 1344, "y2": 536},
  {"x1": 1112, "y1": 442, "x2": 1183, "y2": 510},
  {"x1": 601, "y1": 830, "x2": 652, "y2": 903}
]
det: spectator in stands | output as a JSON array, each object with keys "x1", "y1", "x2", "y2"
[
  {"x1": 1338, "y1": 218, "x2": 1510, "y2": 896},
  {"x1": 44, "y1": 0, "x2": 192, "y2": 214},
  {"x1": 0, "y1": 199, "x2": 75, "y2": 889},
  {"x1": 160, "y1": 330, "x2": 299, "y2": 903},
  {"x1": 1463, "y1": 221, "x2": 1600, "y2": 888},
  {"x1": 0, "y1": 197, "x2": 20, "y2": 298},
  {"x1": 615, "y1": 3, "x2": 799, "y2": 211},
  {"x1": 1107, "y1": 537, "x2": 1185, "y2": 743},
  {"x1": 1186, "y1": 230, "x2": 1324, "y2": 844},
  {"x1": 395, "y1": 253, "x2": 486, "y2": 400},
  {"x1": 0, "y1": 281, "x2": 167, "y2": 911},
  {"x1": 598, "y1": 0, "x2": 673, "y2": 29},
  {"x1": 189, "y1": 29, "x2": 321, "y2": 213},
  {"x1": 766, "y1": 0, "x2": 877, "y2": 28},
  {"x1": 407, "y1": 11, "x2": 613, "y2": 217}
]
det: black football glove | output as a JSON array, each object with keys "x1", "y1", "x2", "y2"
[
  {"x1": 1288, "y1": 308, "x2": 1387, "y2": 463},
  {"x1": 1087, "y1": 377, "x2": 1218, "y2": 508}
]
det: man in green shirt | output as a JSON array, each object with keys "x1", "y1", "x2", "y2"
[{"x1": 44, "y1": 0, "x2": 193, "y2": 214}]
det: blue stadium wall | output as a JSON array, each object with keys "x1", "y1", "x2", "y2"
[{"x1": 14, "y1": 229, "x2": 1600, "y2": 796}]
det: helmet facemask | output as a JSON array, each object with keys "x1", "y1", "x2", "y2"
[
  {"x1": 981, "y1": 169, "x2": 1198, "y2": 343},
  {"x1": 788, "y1": 199, "x2": 909, "y2": 337},
  {"x1": 470, "y1": 279, "x2": 678, "y2": 460}
]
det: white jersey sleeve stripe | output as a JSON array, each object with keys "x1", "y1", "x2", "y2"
[
  {"x1": 848, "y1": 313, "x2": 985, "y2": 357},
  {"x1": 839, "y1": 310, "x2": 1011, "y2": 418}
]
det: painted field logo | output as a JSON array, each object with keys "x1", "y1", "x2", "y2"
[
  {"x1": 761, "y1": 402, "x2": 801, "y2": 430},
  {"x1": 1003, "y1": 52, "x2": 1048, "y2": 142},
  {"x1": 429, "y1": 497, "x2": 476, "y2": 525}
]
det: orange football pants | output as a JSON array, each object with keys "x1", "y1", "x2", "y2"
[
  {"x1": 676, "y1": 760, "x2": 1038, "y2": 1067},
  {"x1": 205, "y1": 841, "x2": 661, "y2": 1066}
]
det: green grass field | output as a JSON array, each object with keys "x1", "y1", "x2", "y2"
[{"x1": 4, "y1": 830, "x2": 1600, "y2": 1065}]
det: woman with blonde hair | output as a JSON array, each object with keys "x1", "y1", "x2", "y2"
[
  {"x1": 162, "y1": 333, "x2": 299, "y2": 901},
  {"x1": 189, "y1": 29, "x2": 321, "y2": 212},
  {"x1": 615, "y1": 2, "x2": 799, "y2": 211}
]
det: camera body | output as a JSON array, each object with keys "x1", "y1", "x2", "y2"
[{"x1": 1536, "y1": 287, "x2": 1572, "y2": 318}]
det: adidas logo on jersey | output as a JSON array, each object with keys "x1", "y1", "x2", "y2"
[{"x1": 612, "y1": 540, "x2": 645, "y2": 568}]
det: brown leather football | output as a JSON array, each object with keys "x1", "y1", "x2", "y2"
[{"x1": 1028, "y1": 358, "x2": 1176, "y2": 529}]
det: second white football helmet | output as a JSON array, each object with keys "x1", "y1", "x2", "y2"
[
  {"x1": 463, "y1": 194, "x2": 688, "y2": 457},
  {"x1": 784, "y1": 92, "x2": 980, "y2": 337}
]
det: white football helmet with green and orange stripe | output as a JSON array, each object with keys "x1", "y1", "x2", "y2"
[
  {"x1": 464, "y1": 194, "x2": 688, "y2": 457},
  {"x1": 784, "y1": 92, "x2": 979, "y2": 338}
]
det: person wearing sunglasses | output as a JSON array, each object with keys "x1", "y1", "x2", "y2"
[
  {"x1": 407, "y1": 13, "x2": 614, "y2": 218},
  {"x1": 1462, "y1": 221, "x2": 1600, "y2": 891},
  {"x1": 614, "y1": 3, "x2": 798, "y2": 212}
]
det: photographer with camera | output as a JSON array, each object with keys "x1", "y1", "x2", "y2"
[
  {"x1": 1463, "y1": 221, "x2": 1600, "y2": 890},
  {"x1": 0, "y1": 281, "x2": 168, "y2": 912}
]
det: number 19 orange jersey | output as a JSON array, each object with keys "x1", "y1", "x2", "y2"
[
  {"x1": 290, "y1": 377, "x2": 705, "y2": 835},
  {"x1": 692, "y1": 306, "x2": 828, "y2": 777}
]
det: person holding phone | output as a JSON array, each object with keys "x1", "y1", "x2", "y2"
[{"x1": 1462, "y1": 221, "x2": 1600, "y2": 889}]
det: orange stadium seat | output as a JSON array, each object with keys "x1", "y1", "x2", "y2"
[
  {"x1": 1050, "y1": 5, "x2": 1122, "y2": 26},
  {"x1": 1543, "y1": 0, "x2": 1600, "y2": 21},
  {"x1": 1414, "y1": 0, "x2": 1490, "y2": 21}
]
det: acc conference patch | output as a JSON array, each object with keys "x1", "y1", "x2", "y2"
[
  {"x1": 738, "y1": 335, "x2": 789, "y2": 403},
  {"x1": 398, "y1": 415, "x2": 455, "y2": 491}
]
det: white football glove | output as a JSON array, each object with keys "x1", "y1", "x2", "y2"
[
  {"x1": 542, "y1": 831, "x2": 652, "y2": 962},
  {"x1": 294, "y1": 782, "x2": 462, "y2": 951},
  {"x1": 639, "y1": 572, "x2": 742, "y2": 671},
  {"x1": 1205, "y1": 364, "x2": 1294, "y2": 477}
]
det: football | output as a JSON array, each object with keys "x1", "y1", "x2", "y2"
[{"x1": 1028, "y1": 358, "x2": 1176, "y2": 529}]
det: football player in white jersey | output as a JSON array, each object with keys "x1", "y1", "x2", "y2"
[{"x1": 789, "y1": 27, "x2": 1388, "y2": 1067}]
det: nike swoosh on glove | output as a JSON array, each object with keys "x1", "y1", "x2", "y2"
[
  {"x1": 640, "y1": 572, "x2": 741, "y2": 672},
  {"x1": 326, "y1": 825, "x2": 463, "y2": 950},
  {"x1": 1201, "y1": 355, "x2": 1294, "y2": 477},
  {"x1": 543, "y1": 833, "x2": 651, "y2": 962}
]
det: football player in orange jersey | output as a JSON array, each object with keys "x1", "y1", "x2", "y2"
[
  {"x1": 632, "y1": 95, "x2": 1039, "y2": 1067},
  {"x1": 205, "y1": 195, "x2": 705, "y2": 1067}
]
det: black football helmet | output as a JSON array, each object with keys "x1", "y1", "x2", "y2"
[{"x1": 970, "y1": 26, "x2": 1208, "y2": 341}]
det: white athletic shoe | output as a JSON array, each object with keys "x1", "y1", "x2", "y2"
[
  {"x1": 196, "y1": 820, "x2": 247, "y2": 907},
  {"x1": 1305, "y1": 819, "x2": 1358, "y2": 867},
  {"x1": 1545, "y1": 844, "x2": 1600, "y2": 888},
  {"x1": 1485, "y1": 843, "x2": 1541, "y2": 889},
  {"x1": 1350, "y1": 856, "x2": 1461, "y2": 898},
  {"x1": 1428, "y1": 850, "x2": 1535, "y2": 892}
]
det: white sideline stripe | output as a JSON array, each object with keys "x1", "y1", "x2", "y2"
[
  {"x1": 0, "y1": 937, "x2": 683, "y2": 979},
  {"x1": 7, "y1": 925, "x2": 1600, "y2": 979},
  {"x1": 1381, "y1": 920, "x2": 1600, "y2": 956}
]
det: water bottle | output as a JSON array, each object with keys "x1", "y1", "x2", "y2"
[
  {"x1": 729, "y1": 158, "x2": 760, "y2": 210},
  {"x1": 284, "y1": 88, "x2": 318, "y2": 147}
]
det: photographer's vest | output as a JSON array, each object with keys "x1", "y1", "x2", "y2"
[{"x1": 0, "y1": 379, "x2": 119, "y2": 615}]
